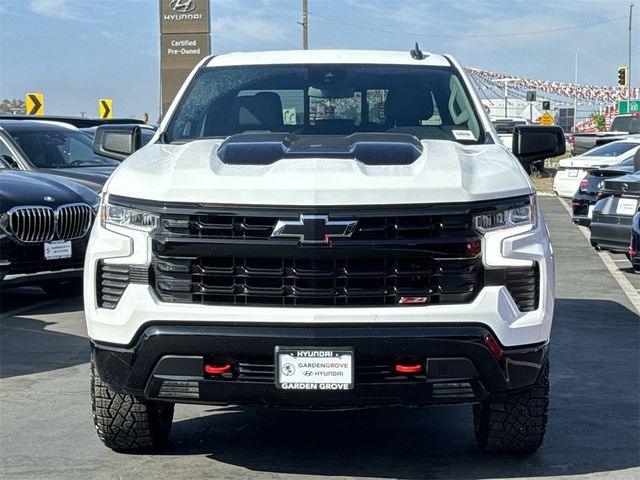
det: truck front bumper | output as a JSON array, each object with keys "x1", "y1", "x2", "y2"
[{"x1": 93, "y1": 323, "x2": 548, "y2": 408}]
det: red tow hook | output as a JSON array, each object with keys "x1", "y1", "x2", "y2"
[
  {"x1": 395, "y1": 364, "x2": 423, "y2": 374},
  {"x1": 204, "y1": 364, "x2": 232, "y2": 375},
  {"x1": 395, "y1": 355, "x2": 423, "y2": 374}
]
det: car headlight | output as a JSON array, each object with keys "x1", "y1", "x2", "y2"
[
  {"x1": 100, "y1": 194, "x2": 159, "y2": 232},
  {"x1": 473, "y1": 195, "x2": 537, "y2": 232}
]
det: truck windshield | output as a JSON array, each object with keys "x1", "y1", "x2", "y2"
[
  {"x1": 610, "y1": 116, "x2": 640, "y2": 133},
  {"x1": 165, "y1": 64, "x2": 484, "y2": 144}
]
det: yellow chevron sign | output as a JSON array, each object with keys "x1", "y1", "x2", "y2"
[
  {"x1": 26, "y1": 93, "x2": 44, "y2": 116},
  {"x1": 99, "y1": 99, "x2": 112, "y2": 119}
]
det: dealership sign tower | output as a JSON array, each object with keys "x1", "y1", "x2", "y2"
[{"x1": 160, "y1": 0, "x2": 210, "y2": 117}]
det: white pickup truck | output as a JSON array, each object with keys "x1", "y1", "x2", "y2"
[{"x1": 85, "y1": 48, "x2": 565, "y2": 454}]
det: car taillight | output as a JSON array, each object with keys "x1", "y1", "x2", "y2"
[{"x1": 579, "y1": 179, "x2": 589, "y2": 192}]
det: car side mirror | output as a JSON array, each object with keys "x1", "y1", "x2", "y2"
[
  {"x1": 93, "y1": 125, "x2": 145, "y2": 161},
  {"x1": 0, "y1": 154, "x2": 19, "y2": 169},
  {"x1": 512, "y1": 125, "x2": 566, "y2": 171}
]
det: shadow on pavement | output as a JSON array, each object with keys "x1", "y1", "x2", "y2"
[
  {"x1": 164, "y1": 298, "x2": 639, "y2": 479},
  {"x1": 0, "y1": 315, "x2": 89, "y2": 379}
]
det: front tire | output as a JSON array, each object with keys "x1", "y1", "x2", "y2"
[
  {"x1": 91, "y1": 359, "x2": 174, "y2": 452},
  {"x1": 473, "y1": 360, "x2": 549, "y2": 454}
]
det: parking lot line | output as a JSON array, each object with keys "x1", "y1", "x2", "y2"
[{"x1": 556, "y1": 196, "x2": 640, "y2": 315}]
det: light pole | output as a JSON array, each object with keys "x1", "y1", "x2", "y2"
[
  {"x1": 628, "y1": 3, "x2": 634, "y2": 112},
  {"x1": 496, "y1": 78, "x2": 518, "y2": 117},
  {"x1": 573, "y1": 53, "x2": 578, "y2": 132}
]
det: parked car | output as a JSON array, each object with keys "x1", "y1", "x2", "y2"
[
  {"x1": 628, "y1": 212, "x2": 640, "y2": 271},
  {"x1": 0, "y1": 162, "x2": 98, "y2": 295},
  {"x1": 590, "y1": 172, "x2": 640, "y2": 252},
  {"x1": 0, "y1": 119, "x2": 120, "y2": 192},
  {"x1": 571, "y1": 155, "x2": 637, "y2": 226},
  {"x1": 85, "y1": 49, "x2": 564, "y2": 454},
  {"x1": 570, "y1": 114, "x2": 640, "y2": 156},
  {"x1": 553, "y1": 139, "x2": 640, "y2": 198},
  {"x1": 0, "y1": 114, "x2": 148, "y2": 129}
]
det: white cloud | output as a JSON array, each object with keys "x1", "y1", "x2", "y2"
[{"x1": 29, "y1": 0, "x2": 85, "y2": 21}]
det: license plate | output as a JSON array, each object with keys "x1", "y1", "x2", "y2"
[
  {"x1": 275, "y1": 347, "x2": 354, "y2": 391},
  {"x1": 616, "y1": 197, "x2": 638, "y2": 216},
  {"x1": 587, "y1": 205, "x2": 595, "y2": 219},
  {"x1": 568, "y1": 169, "x2": 579, "y2": 177},
  {"x1": 44, "y1": 240, "x2": 72, "y2": 260}
]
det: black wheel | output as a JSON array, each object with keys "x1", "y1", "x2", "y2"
[
  {"x1": 91, "y1": 359, "x2": 174, "y2": 452},
  {"x1": 40, "y1": 278, "x2": 83, "y2": 297},
  {"x1": 633, "y1": 264, "x2": 640, "y2": 273},
  {"x1": 474, "y1": 360, "x2": 549, "y2": 454}
]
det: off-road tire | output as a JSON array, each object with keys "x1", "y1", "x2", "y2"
[
  {"x1": 40, "y1": 278, "x2": 83, "y2": 297},
  {"x1": 474, "y1": 360, "x2": 549, "y2": 454},
  {"x1": 91, "y1": 360, "x2": 174, "y2": 452}
]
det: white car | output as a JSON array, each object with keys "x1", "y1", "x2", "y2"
[
  {"x1": 83, "y1": 49, "x2": 564, "y2": 454},
  {"x1": 553, "y1": 139, "x2": 640, "y2": 197}
]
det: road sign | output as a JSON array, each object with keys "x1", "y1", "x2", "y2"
[
  {"x1": 26, "y1": 93, "x2": 44, "y2": 116},
  {"x1": 618, "y1": 100, "x2": 640, "y2": 114},
  {"x1": 539, "y1": 112, "x2": 554, "y2": 126},
  {"x1": 99, "y1": 99, "x2": 112, "y2": 119}
]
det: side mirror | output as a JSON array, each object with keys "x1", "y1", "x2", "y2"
[
  {"x1": 93, "y1": 125, "x2": 145, "y2": 161},
  {"x1": 512, "y1": 125, "x2": 566, "y2": 171},
  {"x1": 0, "y1": 154, "x2": 19, "y2": 169}
]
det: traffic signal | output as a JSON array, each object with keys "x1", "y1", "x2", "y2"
[
  {"x1": 618, "y1": 66, "x2": 628, "y2": 87},
  {"x1": 542, "y1": 100, "x2": 550, "y2": 110}
]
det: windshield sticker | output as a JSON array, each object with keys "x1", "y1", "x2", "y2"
[{"x1": 452, "y1": 130, "x2": 475, "y2": 141}]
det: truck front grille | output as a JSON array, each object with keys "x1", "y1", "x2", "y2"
[{"x1": 152, "y1": 254, "x2": 483, "y2": 307}]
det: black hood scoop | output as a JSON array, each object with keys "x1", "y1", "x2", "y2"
[{"x1": 216, "y1": 133, "x2": 423, "y2": 166}]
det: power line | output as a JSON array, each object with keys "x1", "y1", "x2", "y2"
[{"x1": 309, "y1": 12, "x2": 638, "y2": 39}]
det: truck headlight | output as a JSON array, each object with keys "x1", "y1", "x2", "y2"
[
  {"x1": 473, "y1": 195, "x2": 537, "y2": 232},
  {"x1": 100, "y1": 195, "x2": 159, "y2": 233}
]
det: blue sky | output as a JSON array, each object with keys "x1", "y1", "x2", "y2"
[{"x1": 0, "y1": 0, "x2": 637, "y2": 120}]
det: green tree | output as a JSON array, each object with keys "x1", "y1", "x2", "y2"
[{"x1": 590, "y1": 113, "x2": 606, "y2": 132}]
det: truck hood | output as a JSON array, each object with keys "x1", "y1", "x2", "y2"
[{"x1": 106, "y1": 139, "x2": 533, "y2": 206}]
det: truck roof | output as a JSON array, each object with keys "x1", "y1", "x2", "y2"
[{"x1": 205, "y1": 50, "x2": 452, "y2": 68}]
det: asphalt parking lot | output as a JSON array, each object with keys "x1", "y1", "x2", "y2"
[{"x1": 1, "y1": 196, "x2": 638, "y2": 480}]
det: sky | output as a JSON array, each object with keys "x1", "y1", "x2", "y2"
[{"x1": 0, "y1": 0, "x2": 638, "y2": 120}]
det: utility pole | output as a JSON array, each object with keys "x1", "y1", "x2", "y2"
[
  {"x1": 300, "y1": 0, "x2": 308, "y2": 50},
  {"x1": 629, "y1": 3, "x2": 634, "y2": 112}
]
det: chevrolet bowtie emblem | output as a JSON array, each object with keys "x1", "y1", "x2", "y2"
[{"x1": 271, "y1": 215, "x2": 358, "y2": 244}]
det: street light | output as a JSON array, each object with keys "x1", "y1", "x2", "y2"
[{"x1": 495, "y1": 78, "x2": 518, "y2": 117}]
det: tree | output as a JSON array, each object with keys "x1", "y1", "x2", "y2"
[
  {"x1": 590, "y1": 113, "x2": 606, "y2": 132},
  {"x1": 0, "y1": 98, "x2": 25, "y2": 114}
]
